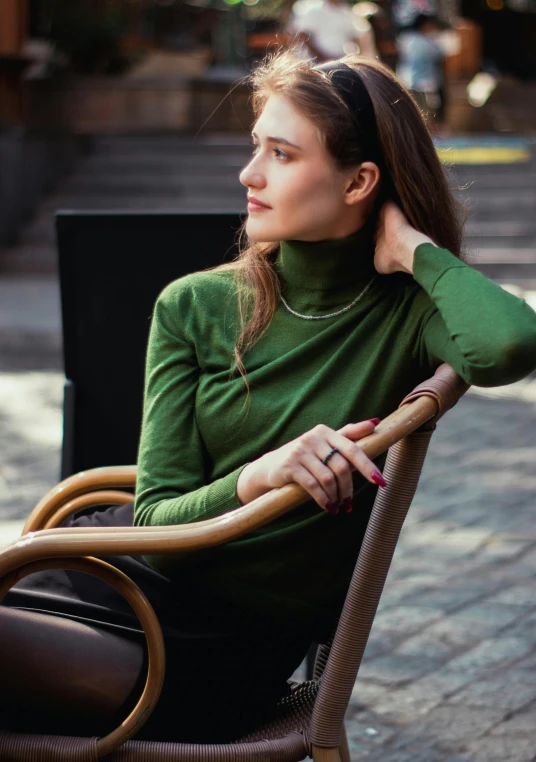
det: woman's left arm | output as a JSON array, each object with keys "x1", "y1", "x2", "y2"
[{"x1": 375, "y1": 202, "x2": 536, "y2": 387}]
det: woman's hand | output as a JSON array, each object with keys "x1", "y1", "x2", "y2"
[
  {"x1": 374, "y1": 201, "x2": 435, "y2": 275},
  {"x1": 236, "y1": 420, "x2": 386, "y2": 514}
]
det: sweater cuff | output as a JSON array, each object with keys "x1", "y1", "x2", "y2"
[
  {"x1": 413, "y1": 243, "x2": 465, "y2": 293},
  {"x1": 202, "y1": 463, "x2": 250, "y2": 520}
]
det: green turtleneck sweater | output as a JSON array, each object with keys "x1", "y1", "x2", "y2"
[{"x1": 134, "y1": 229, "x2": 536, "y2": 637}]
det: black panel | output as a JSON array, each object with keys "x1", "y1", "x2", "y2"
[{"x1": 56, "y1": 211, "x2": 242, "y2": 475}]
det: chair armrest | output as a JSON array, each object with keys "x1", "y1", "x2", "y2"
[
  {"x1": 23, "y1": 465, "x2": 137, "y2": 534},
  {"x1": 2, "y1": 364, "x2": 468, "y2": 582}
]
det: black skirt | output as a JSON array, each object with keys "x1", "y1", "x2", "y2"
[{"x1": 1, "y1": 503, "x2": 313, "y2": 743}]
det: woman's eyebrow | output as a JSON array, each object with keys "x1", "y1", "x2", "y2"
[{"x1": 251, "y1": 131, "x2": 303, "y2": 151}]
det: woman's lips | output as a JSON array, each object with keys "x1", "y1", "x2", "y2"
[{"x1": 247, "y1": 197, "x2": 271, "y2": 212}]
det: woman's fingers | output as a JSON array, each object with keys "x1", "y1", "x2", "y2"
[
  {"x1": 327, "y1": 429, "x2": 387, "y2": 488},
  {"x1": 297, "y1": 421, "x2": 386, "y2": 512},
  {"x1": 301, "y1": 450, "x2": 354, "y2": 508},
  {"x1": 338, "y1": 419, "x2": 379, "y2": 440},
  {"x1": 291, "y1": 463, "x2": 333, "y2": 511}
]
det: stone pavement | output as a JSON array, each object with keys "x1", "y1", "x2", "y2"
[{"x1": 345, "y1": 379, "x2": 536, "y2": 761}]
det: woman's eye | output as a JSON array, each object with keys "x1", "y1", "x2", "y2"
[{"x1": 250, "y1": 144, "x2": 288, "y2": 161}]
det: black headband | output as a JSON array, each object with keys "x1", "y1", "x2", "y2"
[{"x1": 314, "y1": 61, "x2": 383, "y2": 166}]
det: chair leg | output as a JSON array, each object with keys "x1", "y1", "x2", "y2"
[
  {"x1": 311, "y1": 746, "x2": 342, "y2": 762},
  {"x1": 339, "y1": 723, "x2": 351, "y2": 762},
  {"x1": 311, "y1": 723, "x2": 350, "y2": 762}
]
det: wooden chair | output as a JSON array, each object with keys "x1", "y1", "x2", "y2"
[{"x1": 0, "y1": 364, "x2": 468, "y2": 762}]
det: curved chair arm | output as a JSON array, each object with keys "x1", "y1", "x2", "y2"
[
  {"x1": 23, "y1": 466, "x2": 137, "y2": 534},
  {"x1": 4, "y1": 364, "x2": 468, "y2": 581},
  {"x1": 42, "y1": 491, "x2": 134, "y2": 531},
  {"x1": 0, "y1": 557, "x2": 165, "y2": 758},
  {"x1": 3, "y1": 387, "x2": 440, "y2": 582}
]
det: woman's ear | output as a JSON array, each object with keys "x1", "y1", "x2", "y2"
[{"x1": 344, "y1": 162, "x2": 381, "y2": 207}]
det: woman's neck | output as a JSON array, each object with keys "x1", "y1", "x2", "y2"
[{"x1": 275, "y1": 223, "x2": 376, "y2": 312}]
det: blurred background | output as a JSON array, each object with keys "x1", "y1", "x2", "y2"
[
  {"x1": 1, "y1": 0, "x2": 536, "y2": 265},
  {"x1": 1, "y1": 0, "x2": 536, "y2": 261}
]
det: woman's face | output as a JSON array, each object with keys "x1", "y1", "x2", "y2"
[{"x1": 239, "y1": 93, "x2": 362, "y2": 243}]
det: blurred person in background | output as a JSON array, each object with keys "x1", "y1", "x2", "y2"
[
  {"x1": 396, "y1": 13, "x2": 446, "y2": 132},
  {"x1": 353, "y1": 1, "x2": 398, "y2": 70},
  {"x1": 286, "y1": 0, "x2": 377, "y2": 62}
]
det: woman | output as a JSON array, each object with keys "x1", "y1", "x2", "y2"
[
  {"x1": 2, "y1": 50, "x2": 536, "y2": 744},
  {"x1": 396, "y1": 14, "x2": 447, "y2": 129}
]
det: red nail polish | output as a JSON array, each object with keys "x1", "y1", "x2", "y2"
[
  {"x1": 369, "y1": 417, "x2": 381, "y2": 425},
  {"x1": 371, "y1": 470, "x2": 387, "y2": 488},
  {"x1": 343, "y1": 497, "x2": 353, "y2": 513},
  {"x1": 325, "y1": 501, "x2": 339, "y2": 515}
]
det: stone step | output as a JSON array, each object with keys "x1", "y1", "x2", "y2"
[
  {"x1": 0, "y1": 244, "x2": 57, "y2": 275},
  {"x1": 460, "y1": 193, "x2": 536, "y2": 208},
  {"x1": 17, "y1": 212, "x2": 57, "y2": 247},
  {"x1": 464, "y1": 221, "x2": 536, "y2": 238},
  {"x1": 41, "y1": 196, "x2": 245, "y2": 213},
  {"x1": 91, "y1": 140, "x2": 251, "y2": 159},
  {"x1": 466, "y1": 236, "x2": 536, "y2": 249},
  {"x1": 470, "y1": 249, "x2": 536, "y2": 264},
  {"x1": 476, "y1": 262, "x2": 536, "y2": 283},
  {"x1": 59, "y1": 172, "x2": 245, "y2": 195},
  {"x1": 83, "y1": 153, "x2": 250, "y2": 172},
  {"x1": 93, "y1": 133, "x2": 252, "y2": 148},
  {"x1": 464, "y1": 211, "x2": 536, "y2": 224},
  {"x1": 448, "y1": 172, "x2": 536, "y2": 188}
]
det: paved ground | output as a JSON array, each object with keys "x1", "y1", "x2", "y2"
[{"x1": 0, "y1": 138, "x2": 535, "y2": 759}]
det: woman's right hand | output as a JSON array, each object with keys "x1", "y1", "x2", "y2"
[{"x1": 236, "y1": 420, "x2": 386, "y2": 514}]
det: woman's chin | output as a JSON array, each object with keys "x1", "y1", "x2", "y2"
[{"x1": 245, "y1": 219, "x2": 281, "y2": 244}]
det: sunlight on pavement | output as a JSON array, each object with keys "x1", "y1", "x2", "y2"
[
  {"x1": 0, "y1": 521, "x2": 24, "y2": 549},
  {"x1": 0, "y1": 372, "x2": 62, "y2": 521}
]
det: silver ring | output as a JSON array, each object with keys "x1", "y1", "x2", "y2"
[{"x1": 322, "y1": 447, "x2": 339, "y2": 466}]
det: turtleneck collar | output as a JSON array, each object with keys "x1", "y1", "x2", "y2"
[{"x1": 276, "y1": 221, "x2": 376, "y2": 294}]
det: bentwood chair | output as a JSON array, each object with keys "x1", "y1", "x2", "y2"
[{"x1": 0, "y1": 363, "x2": 468, "y2": 762}]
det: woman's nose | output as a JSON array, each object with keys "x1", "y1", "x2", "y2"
[{"x1": 239, "y1": 157, "x2": 266, "y2": 189}]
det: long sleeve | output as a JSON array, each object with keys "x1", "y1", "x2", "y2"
[
  {"x1": 414, "y1": 243, "x2": 536, "y2": 387},
  {"x1": 134, "y1": 280, "x2": 246, "y2": 528}
]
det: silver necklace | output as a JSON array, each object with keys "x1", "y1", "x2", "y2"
[{"x1": 279, "y1": 276, "x2": 375, "y2": 321}]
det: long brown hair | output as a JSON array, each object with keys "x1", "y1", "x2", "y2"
[{"x1": 220, "y1": 49, "x2": 466, "y2": 381}]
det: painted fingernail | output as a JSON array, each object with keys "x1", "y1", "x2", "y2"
[
  {"x1": 325, "y1": 501, "x2": 339, "y2": 515},
  {"x1": 371, "y1": 470, "x2": 387, "y2": 488},
  {"x1": 342, "y1": 497, "x2": 353, "y2": 513},
  {"x1": 369, "y1": 417, "x2": 381, "y2": 425}
]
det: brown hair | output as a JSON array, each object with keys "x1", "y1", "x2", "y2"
[{"x1": 220, "y1": 49, "x2": 466, "y2": 381}]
